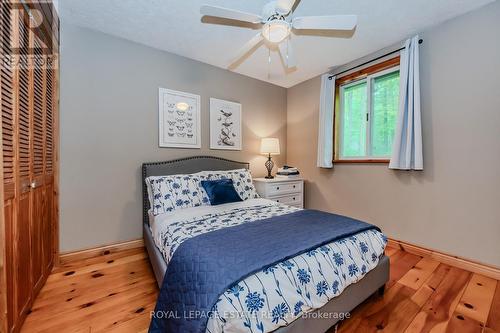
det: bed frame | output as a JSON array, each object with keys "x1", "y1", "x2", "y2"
[{"x1": 142, "y1": 156, "x2": 389, "y2": 333}]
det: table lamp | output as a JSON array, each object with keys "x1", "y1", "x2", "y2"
[{"x1": 260, "y1": 138, "x2": 280, "y2": 179}]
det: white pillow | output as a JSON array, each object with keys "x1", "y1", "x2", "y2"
[{"x1": 146, "y1": 174, "x2": 210, "y2": 216}]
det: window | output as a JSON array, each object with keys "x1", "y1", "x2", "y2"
[{"x1": 335, "y1": 58, "x2": 400, "y2": 162}]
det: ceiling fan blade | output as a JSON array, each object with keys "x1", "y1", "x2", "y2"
[
  {"x1": 292, "y1": 15, "x2": 357, "y2": 30},
  {"x1": 228, "y1": 33, "x2": 264, "y2": 67},
  {"x1": 275, "y1": 0, "x2": 297, "y2": 15},
  {"x1": 278, "y1": 40, "x2": 296, "y2": 68},
  {"x1": 200, "y1": 5, "x2": 262, "y2": 24}
]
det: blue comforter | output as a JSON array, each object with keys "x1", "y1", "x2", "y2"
[{"x1": 149, "y1": 209, "x2": 380, "y2": 333}]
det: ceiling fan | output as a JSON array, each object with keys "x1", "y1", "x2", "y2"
[{"x1": 200, "y1": 0, "x2": 357, "y2": 69}]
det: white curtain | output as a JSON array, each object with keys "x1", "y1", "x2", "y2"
[
  {"x1": 389, "y1": 35, "x2": 423, "y2": 170},
  {"x1": 317, "y1": 74, "x2": 335, "y2": 168}
]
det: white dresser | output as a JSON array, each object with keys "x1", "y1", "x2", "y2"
[{"x1": 253, "y1": 178, "x2": 304, "y2": 208}]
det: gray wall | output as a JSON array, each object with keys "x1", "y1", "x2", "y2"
[
  {"x1": 287, "y1": 1, "x2": 500, "y2": 266},
  {"x1": 60, "y1": 23, "x2": 287, "y2": 252}
]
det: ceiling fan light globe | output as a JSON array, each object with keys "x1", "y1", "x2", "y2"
[{"x1": 262, "y1": 20, "x2": 290, "y2": 44}]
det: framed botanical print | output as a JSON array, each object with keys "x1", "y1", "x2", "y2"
[
  {"x1": 158, "y1": 88, "x2": 201, "y2": 148},
  {"x1": 209, "y1": 98, "x2": 242, "y2": 150}
]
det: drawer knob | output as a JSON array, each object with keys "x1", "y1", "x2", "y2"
[
  {"x1": 293, "y1": 185, "x2": 296, "y2": 188},
  {"x1": 276, "y1": 187, "x2": 280, "y2": 190},
  {"x1": 276, "y1": 199, "x2": 280, "y2": 202},
  {"x1": 293, "y1": 197, "x2": 296, "y2": 200}
]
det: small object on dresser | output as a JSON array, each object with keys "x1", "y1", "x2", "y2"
[
  {"x1": 276, "y1": 165, "x2": 300, "y2": 178},
  {"x1": 276, "y1": 174, "x2": 301, "y2": 179},
  {"x1": 260, "y1": 138, "x2": 280, "y2": 179}
]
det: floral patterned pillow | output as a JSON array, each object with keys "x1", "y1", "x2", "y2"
[
  {"x1": 199, "y1": 169, "x2": 259, "y2": 201},
  {"x1": 146, "y1": 174, "x2": 210, "y2": 216}
]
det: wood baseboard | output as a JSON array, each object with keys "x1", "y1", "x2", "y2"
[
  {"x1": 59, "y1": 239, "x2": 144, "y2": 264},
  {"x1": 58, "y1": 237, "x2": 499, "y2": 280},
  {"x1": 387, "y1": 238, "x2": 500, "y2": 280}
]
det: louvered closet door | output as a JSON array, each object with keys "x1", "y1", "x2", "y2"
[
  {"x1": 42, "y1": 67, "x2": 54, "y2": 272},
  {"x1": 30, "y1": 36, "x2": 45, "y2": 291},
  {"x1": 15, "y1": 7, "x2": 34, "y2": 321},
  {"x1": 2, "y1": 2, "x2": 58, "y2": 330},
  {"x1": 1, "y1": 0, "x2": 16, "y2": 329}
]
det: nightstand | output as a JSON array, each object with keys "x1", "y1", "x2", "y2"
[{"x1": 253, "y1": 178, "x2": 304, "y2": 208}]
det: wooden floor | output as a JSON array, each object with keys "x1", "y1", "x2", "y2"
[
  {"x1": 21, "y1": 247, "x2": 158, "y2": 333},
  {"x1": 21, "y1": 245, "x2": 500, "y2": 333}
]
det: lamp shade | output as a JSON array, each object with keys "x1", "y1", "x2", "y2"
[{"x1": 260, "y1": 138, "x2": 280, "y2": 155}]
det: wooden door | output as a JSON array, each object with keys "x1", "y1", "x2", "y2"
[
  {"x1": 14, "y1": 6, "x2": 33, "y2": 323},
  {"x1": 1, "y1": 1, "x2": 59, "y2": 331},
  {"x1": 1, "y1": 1, "x2": 16, "y2": 330},
  {"x1": 42, "y1": 68, "x2": 54, "y2": 272},
  {"x1": 30, "y1": 35, "x2": 45, "y2": 292}
]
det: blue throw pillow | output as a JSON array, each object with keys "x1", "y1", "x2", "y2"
[{"x1": 201, "y1": 179, "x2": 243, "y2": 206}]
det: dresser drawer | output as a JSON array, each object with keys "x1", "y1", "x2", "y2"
[
  {"x1": 272, "y1": 193, "x2": 303, "y2": 207},
  {"x1": 266, "y1": 181, "x2": 302, "y2": 196}
]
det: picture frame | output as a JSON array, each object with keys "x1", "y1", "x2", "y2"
[
  {"x1": 209, "y1": 98, "x2": 242, "y2": 151},
  {"x1": 159, "y1": 88, "x2": 201, "y2": 148}
]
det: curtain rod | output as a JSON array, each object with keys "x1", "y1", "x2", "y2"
[{"x1": 328, "y1": 39, "x2": 423, "y2": 80}]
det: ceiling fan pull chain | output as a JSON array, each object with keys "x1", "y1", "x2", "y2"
[
  {"x1": 268, "y1": 29, "x2": 272, "y2": 79},
  {"x1": 268, "y1": 48, "x2": 271, "y2": 79},
  {"x1": 286, "y1": 37, "x2": 290, "y2": 62}
]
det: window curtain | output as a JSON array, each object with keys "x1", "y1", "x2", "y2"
[
  {"x1": 317, "y1": 74, "x2": 335, "y2": 168},
  {"x1": 389, "y1": 35, "x2": 423, "y2": 170}
]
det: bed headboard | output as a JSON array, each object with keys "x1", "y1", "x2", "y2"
[{"x1": 142, "y1": 156, "x2": 250, "y2": 225}]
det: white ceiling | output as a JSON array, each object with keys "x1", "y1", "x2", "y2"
[{"x1": 60, "y1": 0, "x2": 494, "y2": 88}]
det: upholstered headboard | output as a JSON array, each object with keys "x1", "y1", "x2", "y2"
[{"x1": 142, "y1": 156, "x2": 250, "y2": 225}]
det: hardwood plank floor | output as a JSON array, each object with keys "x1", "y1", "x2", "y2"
[
  {"x1": 335, "y1": 249, "x2": 499, "y2": 333},
  {"x1": 21, "y1": 246, "x2": 499, "y2": 333},
  {"x1": 21, "y1": 248, "x2": 158, "y2": 333}
]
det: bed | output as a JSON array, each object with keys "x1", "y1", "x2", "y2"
[{"x1": 142, "y1": 156, "x2": 389, "y2": 333}]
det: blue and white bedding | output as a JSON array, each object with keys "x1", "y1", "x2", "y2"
[
  {"x1": 150, "y1": 198, "x2": 387, "y2": 333},
  {"x1": 146, "y1": 169, "x2": 259, "y2": 216}
]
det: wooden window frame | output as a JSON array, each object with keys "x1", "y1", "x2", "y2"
[{"x1": 333, "y1": 56, "x2": 400, "y2": 164}]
